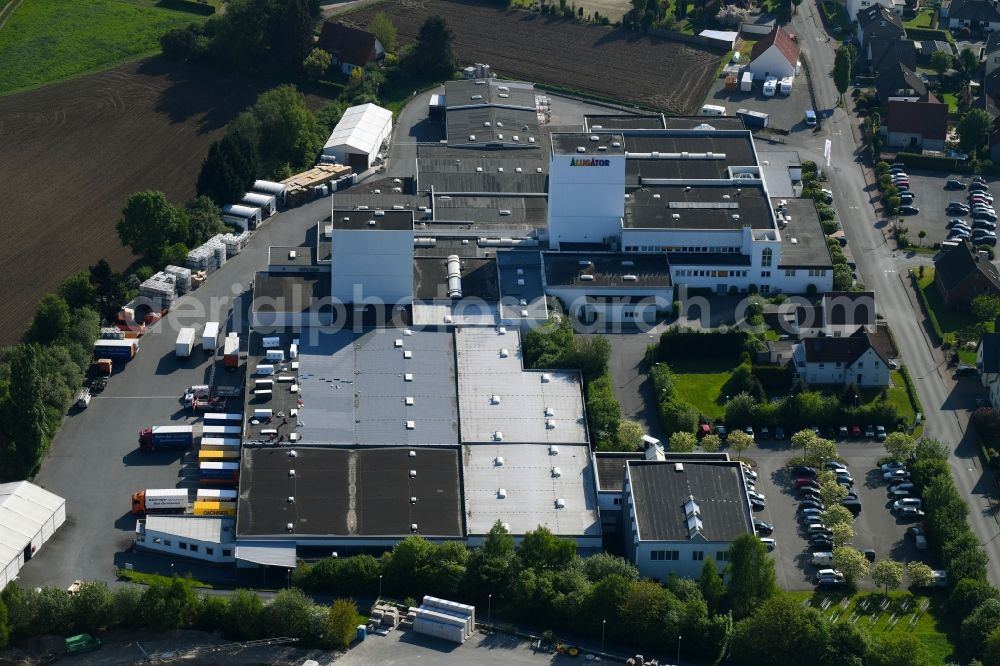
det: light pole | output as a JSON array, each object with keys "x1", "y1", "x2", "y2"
[
  {"x1": 378, "y1": 574, "x2": 383, "y2": 601},
  {"x1": 601, "y1": 619, "x2": 606, "y2": 652},
  {"x1": 488, "y1": 593, "x2": 492, "y2": 623},
  {"x1": 677, "y1": 635, "x2": 682, "y2": 666}
]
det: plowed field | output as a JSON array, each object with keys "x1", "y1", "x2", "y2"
[
  {"x1": 0, "y1": 58, "x2": 329, "y2": 344},
  {"x1": 342, "y1": 0, "x2": 722, "y2": 113}
]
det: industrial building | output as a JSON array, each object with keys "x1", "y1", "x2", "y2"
[
  {"x1": 135, "y1": 516, "x2": 236, "y2": 564},
  {"x1": 0, "y1": 481, "x2": 66, "y2": 588},
  {"x1": 322, "y1": 103, "x2": 393, "y2": 172}
]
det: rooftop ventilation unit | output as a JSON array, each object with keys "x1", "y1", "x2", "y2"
[
  {"x1": 469, "y1": 134, "x2": 476, "y2": 141},
  {"x1": 672, "y1": 213, "x2": 680, "y2": 220},
  {"x1": 652, "y1": 193, "x2": 660, "y2": 199},
  {"x1": 288, "y1": 450, "x2": 298, "y2": 458},
  {"x1": 579, "y1": 274, "x2": 595, "y2": 281},
  {"x1": 536, "y1": 166, "x2": 542, "y2": 173},
  {"x1": 579, "y1": 260, "x2": 593, "y2": 266},
  {"x1": 287, "y1": 496, "x2": 295, "y2": 503},
  {"x1": 484, "y1": 121, "x2": 491, "y2": 127},
  {"x1": 590, "y1": 135, "x2": 600, "y2": 141},
  {"x1": 406, "y1": 420, "x2": 415, "y2": 430},
  {"x1": 500, "y1": 209, "x2": 511, "y2": 216},
  {"x1": 675, "y1": 462, "x2": 684, "y2": 472},
  {"x1": 622, "y1": 260, "x2": 634, "y2": 266},
  {"x1": 555, "y1": 498, "x2": 566, "y2": 509},
  {"x1": 549, "y1": 445, "x2": 560, "y2": 455},
  {"x1": 576, "y1": 146, "x2": 586, "y2": 153},
  {"x1": 476, "y1": 166, "x2": 483, "y2": 172},
  {"x1": 498, "y1": 326, "x2": 507, "y2": 334},
  {"x1": 368, "y1": 220, "x2": 376, "y2": 226},
  {"x1": 499, "y1": 348, "x2": 509, "y2": 358},
  {"x1": 490, "y1": 394, "x2": 501, "y2": 405},
  {"x1": 404, "y1": 350, "x2": 413, "y2": 359},
  {"x1": 546, "y1": 419, "x2": 556, "y2": 429},
  {"x1": 495, "y1": 456, "x2": 504, "y2": 466},
  {"x1": 502, "y1": 522, "x2": 510, "y2": 531},
  {"x1": 612, "y1": 141, "x2": 621, "y2": 147},
  {"x1": 494, "y1": 431, "x2": 504, "y2": 441},
  {"x1": 514, "y1": 136, "x2": 520, "y2": 142},
  {"x1": 395, "y1": 339, "x2": 403, "y2": 347},
  {"x1": 411, "y1": 523, "x2": 418, "y2": 532},
  {"x1": 598, "y1": 146, "x2": 607, "y2": 151},
  {"x1": 409, "y1": 450, "x2": 416, "y2": 457},
  {"x1": 404, "y1": 373, "x2": 413, "y2": 382},
  {"x1": 405, "y1": 396, "x2": 414, "y2": 406},
  {"x1": 286, "y1": 523, "x2": 294, "y2": 532},
  {"x1": 529, "y1": 137, "x2": 535, "y2": 143},
  {"x1": 623, "y1": 274, "x2": 638, "y2": 281},
  {"x1": 343, "y1": 216, "x2": 350, "y2": 221},
  {"x1": 551, "y1": 466, "x2": 562, "y2": 477},
  {"x1": 544, "y1": 407, "x2": 554, "y2": 417},
  {"x1": 409, "y1": 469, "x2": 417, "y2": 478},
  {"x1": 288, "y1": 469, "x2": 296, "y2": 477},
  {"x1": 288, "y1": 250, "x2": 296, "y2": 259},
  {"x1": 410, "y1": 496, "x2": 417, "y2": 504},
  {"x1": 497, "y1": 488, "x2": 507, "y2": 499},
  {"x1": 541, "y1": 373, "x2": 551, "y2": 383}
]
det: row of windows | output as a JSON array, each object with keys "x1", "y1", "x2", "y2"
[
  {"x1": 816, "y1": 361, "x2": 877, "y2": 370},
  {"x1": 785, "y1": 268, "x2": 829, "y2": 277},
  {"x1": 650, "y1": 550, "x2": 730, "y2": 562},
  {"x1": 151, "y1": 536, "x2": 231, "y2": 557},
  {"x1": 623, "y1": 246, "x2": 741, "y2": 254},
  {"x1": 674, "y1": 269, "x2": 750, "y2": 278}
]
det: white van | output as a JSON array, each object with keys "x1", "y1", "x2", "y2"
[
  {"x1": 759, "y1": 537, "x2": 776, "y2": 551},
  {"x1": 762, "y1": 77, "x2": 777, "y2": 97},
  {"x1": 811, "y1": 552, "x2": 834, "y2": 566},
  {"x1": 700, "y1": 104, "x2": 727, "y2": 117}
]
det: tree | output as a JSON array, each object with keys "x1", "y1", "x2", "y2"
[
  {"x1": 116, "y1": 190, "x2": 185, "y2": 261},
  {"x1": 962, "y1": 598, "x2": 1000, "y2": 656},
  {"x1": 223, "y1": 588, "x2": 263, "y2": 640},
  {"x1": 833, "y1": 46, "x2": 852, "y2": 99},
  {"x1": 412, "y1": 15, "x2": 455, "y2": 78},
  {"x1": 959, "y1": 108, "x2": 993, "y2": 156},
  {"x1": 917, "y1": 229, "x2": 927, "y2": 246},
  {"x1": 273, "y1": 0, "x2": 313, "y2": 74},
  {"x1": 872, "y1": 633, "x2": 932, "y2": 666},
  {"x1": 906, "y1": 561, "x2": 935, "y2": 588},
  {"x1": 303, "y1": 47, "x2": 332, "y2": 79},
  {"x1": 972, "y1": 294, "x2": 1000, "y2": 324},
  {"x1": 929, "y1": 49, "x2": 952, "y2": 76},
  {"x1": 819, "y1": 476, "x2": 849, "y2": 506},
  {"x1": 950, "y1": 578, "x2": 1000, "y2": 616},
  {"x1": 617, "y1": 420, "x2": 645, "y2": 450},
  {"x1": 582, "y1": 552, "x2": 639, "y2": 582},
  {"x1": 324, "y1": 598, "x2": 358, "y2": 649},
  {"x1": 264, "y1": 588, "x2": 317, "y2": 641},
  {"x1": 871, "y1": 559, "x2": 903, "y2": 596},
  {"x1": 701, "y1": 433, "x2": 721, "y2": 452},
  {"x1": 58, "y1": 271, "x2": 95, "y2": 311},
  {"x1": 197, "y1": 126, "x2": 259, "y2": 204},
  {"x1": 829, "y1": 522, "x2": 854, "y2": 547},
  {"x1": 727, "y1": 430, "x2": 754, "y2": 461},
  {"x1": 27, "y1": 293, "x2": 71, "y2": 344},
  {"x1": 960, "y1": 46, "x2": 980, "y2": 78},
  {"x1": 1, "y1": 344, "x2": 48, "y2": 480},
  {"x1": 699, "y1": 557, "x2": 726, "y2": 613},
  {"x1": 519, "y1": 526, "x2": 576, "y2": 570},
  {"x1": 803, "y1": 437, "x2": 838, "y2": 467},
  {"x1": 984, "y1": 626, "x2": 1000, "y2": 666},
  {"x1": 660, "y1": 398, "x2": 698, "y2": 435},
  {"x1": 184, "y1": 196, "x2": 227, "y2": 247},
  {"x1": 249, "y1": 85, "x2": 321, "y2": 175},
  {"x1": 669, "y1": 431, "x2": 697, "y2": 452},
  {"x1": 730, "y1": 595, "x2": 830, "y2": 664},
  {"x1": 369, "y1": 12, "x2": 398, "y2": 52},
  {"x1": 791, "y1": 429, "x2": 817, "y2": 455},
  {"x1": 70, "y1": 581, "x2": 113, "y2": 632},
  {"x1": 724, "y1": 392, "x2": 756, "y2": 428},
  {"x1": 0, "y1": 597, "x2": 8, "y2": 649},
  {"x1": 832, "y1": 547, "x2": 869, "y2": 583},
  {"x1": 883, "y1": 432, "x2": 916, "y2": 462},
  {"x1": 820, "y1": 505, "x2": 853, "y2": 530},
  {"x1": 726, "y1": 533, "x2": 777, "y2": 618}
]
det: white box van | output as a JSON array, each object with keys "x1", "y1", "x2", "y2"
[
  {"x1": 700, "y1": 104, "x2": 727, "y2": 116},
  {"x1": 763, "y1": 77, "x2": 777, "y2": 97},
  {"x1": 811, "y1": 552, "x2": 834, "y2": 566}
]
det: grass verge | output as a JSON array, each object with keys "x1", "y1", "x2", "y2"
[
  {"x1": 0, "y1": 0, "x2": 212, "y2": 96},
  {"x1": 786, "y1": 590, "x2": 957, "y2": 664},
  {"x1": 117, "y1": 568, "x2": 215, "y2": 589},
  {"x1": 669, "y1": 358, "x2": 734, "y2": 420}
]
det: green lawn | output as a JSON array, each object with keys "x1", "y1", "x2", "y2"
[
  {"x1": 915, "y1": 267, "x2": 981, "y2": 344},
  {"x1": 904, "y1": 7, "x2": 936, "y2": 28},
  {"x1": 117, "y1": 568, "x2": 214, "y2": 589},
  {"x1": 786, "y1": 590, "x2": 957, "y2": 664},
  {"x1": 940, "y1": 92, "x2": 959, "y2": 113},
  {"x1": 0, "y1": 0, "x2": 214, "y2": 96},
  {"x1": 669, "y1": 358, "x2": 734, "y2": 420}
]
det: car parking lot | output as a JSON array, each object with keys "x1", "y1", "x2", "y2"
[
  {"x1": 746, "y1": 434, "x2": 933, "y2": 591},
  {"x1": 703, "y1": 71, "x2": 814, "y2": 132},
  {"x1": 887, "y1": 169, "x2": 996, "y2": 247}
]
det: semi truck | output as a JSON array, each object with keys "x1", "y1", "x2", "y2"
[
  {"x1": 93, "y1": 338, "x2": 137, "y2": 361},
  {"x1": 176, "y1": 327, "x2": 196, "y2": 357},
  {"x1": 131, "y1": 488, "x2": 189, "y2": 515},
  {"x1": 197, "y1": 488, "x2": 238, "y2": 501},
  {"x1": 202, "y1": 321, "x2": 220, "y2": 352},
  {"x1": 193, "y1": 500, "x2": 237, "y2": 516},
  {"x1": 203, "y1": 412, "x2": 242, "y2": 425},
  {"x1": 199, "y1": 461, "x2": 240, "y2": 485},
  {"x1": 198, "y1": 448, "x2": 240, "y2": 461},
  {"x1": 223, "y1": 334, "x2": 240, "y2": 368},
  {"x1": 139, "y1": 424, "x2": 242, "y2": 451}
]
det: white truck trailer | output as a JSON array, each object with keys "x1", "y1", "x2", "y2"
[
  {"x1": 176, "y1": 328, "x2": 196, "y2": 358},
  {"x1": 202, "y1": 321, "x2": 220, "y2": 352}
]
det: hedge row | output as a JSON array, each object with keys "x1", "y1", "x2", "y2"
[
  {"x1": 650, "y1": 328, "x2": 755, "y2": 362},
  {"x1": 910, "y1": 270, "x2": 946, "y2": 344}
]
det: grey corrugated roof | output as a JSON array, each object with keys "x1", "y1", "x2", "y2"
[
  {"x1": 418, "y1": 152, "x2": 548, "y2": 194},
  {"x1": 447, "y1": 107, "x2": 541, "y2": 147},
  {"x1": 627, "y1": 460, "x2": 753, "y2": 542},
  {"x1": 624, "y1": 184, "x2": 772, "y2": 230},
  {"x1": 776, "y1": 198, "x2": 834, "y2": 269}
]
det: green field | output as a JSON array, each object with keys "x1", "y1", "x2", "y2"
[
  {"x1": 787, "y1": 590, "x2": 957, "y2": 664},
  {"x1": 0, "y1": 0, "x2": 213, "y2": 96},
  {"x1": 670, "y1": 358, "x2": 734, "y2": 420}
]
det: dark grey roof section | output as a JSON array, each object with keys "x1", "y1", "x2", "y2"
[
  {"x1": 551, "y1": 132, "x2": 626, "y2": 155},
  {"x1": 595, "y1": 451, "x2": 731, "y2": 491},
  {"x1": 331, "y1": 193, "x2": 429, "y2": 216},
  {"x1": 236, "y1": 447, "x2": 463, "y2": 538},
  {"x1": 447, "y1": 107, "x2": 542, "y2": 147},
  {"x1": 624, "y1": 185, "x2": 772, "y2": 230},
  {"x1": 413, "y1": 256, "x2": 499, "y2": 300},
  {"x1": 497, "y1": 250, "x2": 548, "y2": 319},
  {"x1": 668, "y1": 252, "x2": 752, "y2": 265},
  {"x1": 661, "y1": 116, "x2": 748, "y2": 131},
  {"x1": 948, "y1": 0, "x2": 1000, "y2": 22},
  {"x1": 269, "y1": 246, "x2": 315, "y2": 268},
  {"x1": 627, "y1": 460, "x2": 753, "y2": 542},
  {"x1": 625, "y1": 134, "x2": 757, "y2": 182},
  {"x1": 585, "y1": 114, "x2": 666, "y2": 131},
  {"x1": 445, "y1": 78, "x2": 537, "y2": 110},
  {"x1": 432, "y1": 195, "x2": 548, "y2": 230},
  {"x1": 329, "y1": 209, "x2": 414, "y2": 231},
  {"x1": 775, "y1": 198, "x2": 834, "y2": 269},
  {"x1": 252, "y1": 273, "x2": 331, "y2": 314},
  {"x1": 417, "y1": 151, "x2": 548, "y2": 194},
  {"x1": 543, "y1": 252, "x2": 672, "y2": 288}
]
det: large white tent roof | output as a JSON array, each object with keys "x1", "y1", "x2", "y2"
[
  {"x1": 324, "y1": 103, "x2": 393, "y2": 156},
  {"x1": 0, "y1": 481, "x2": 64, "y2": 570}
]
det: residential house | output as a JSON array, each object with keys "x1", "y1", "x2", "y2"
[
  {"x1": 770, "y1": 291, "x2": 878, "y2": 338},
  {"x1": 857, "y1": 5, "x2": 906, "y2": 46},
  {"x1": 886, "y1": 97, "x2": 949, "y2": 150},
  {"x1": 933, "y1": 240, "x2": 1000, "y2": 308},
  {"x1": 792, "y1": 328, "x2": 892, "y2": 387},
  {"x1": 316, "y1": 22, "x2": 385, "y2": 76},
  {"x1": 916, "y1": 40, "x2": 955, "y2": 64},
  {"x1": 741, "y1": 12, "x2": 777, "y2": 35},
  {"x1": 622, "y1": 459, "x2": 754, "y2": 580},
  {"x1": 876, "y1": 61, "x2": 929, "y2": 102},
  {"x1": 856, "y1": 38, "x2": 918, "y2": 76},
  {"x1": 847, "y1": 0, "x2": 904, "y2": 22},
  {"x1": 744, "y1": 27, "x2": 800, "y2": 80},
  {"x1": 977, "y1": 331, "x2": 1000, "y2": 409},
  {"x1": 947, "y1": 0, "x2": 1000, "y2": 32},
  {"x1": 986, "y1": 31, "x2": 1000, "y2": 78}
]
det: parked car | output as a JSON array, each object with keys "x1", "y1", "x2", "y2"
[
  {"x1": 715, "y1": 425, "x2": 728, "y2": 440},
  {"x1": 974, "y1": 211, "x2": 998, "y2": 222},
  {"x1": 799, "y1": 488, "x2": 823, "y2": 501},
  {"x1": 836, "y1": 425, "x2": 848, "y2": 439},
  {"x1": 899, "y1": 205, "x2": 920, "y2": 215},
  {"x1": 900, "y1": 193, "x2": 915, "y2": 205},
  {"x1": 807, "y1": 524, "x2": 834, "y2": 537},
  {"x1": 774, "y1": 426, "x2": 786, "y2": 440},
  {"x1": 800, "y1": 509, "x2": 825, "y2": 523},
  {"x1": 799, "y1": 499, "x2": 826, "y2": 511},
  {"x1": 834, "y1": 469, "x2": 854, "y2": 483},
  {"x1": 759, "y1": 537, "x2": 776, "y2": 551},
  {"x1": 795, "y1": 478, "x2": 821, "y2": 490},
  {"x1": 821, "y1": 188, "x2": 834, "y2": 203},
  {"x1": 760, "y1": 426, "x2": 771, "y2": 439},
  {"x1": 863, "y1": 549, "x2": 876, "y2": 563},
  {"x1": 835, "y1": 476, "x2": 854, "y2": 488},
  {"x1": 753, "y1": 519, "x2": 773, "y2": 535},
  {"x1": 805, "y1": 109, "x2": 817, "y2": 126},
  {"x1": 743, "y1": 468, "x2": 759, "y2": 481},
  {"x1": 947, "y1": 218, "x2": 970, "y2": 228},
  {"x1": 850, "y1": 425, "x2": 862, "y2": 438},
  {"x1": 793, "y1": 465, "x2": 817, "y2": 478},
  {"x1": 864, "y1": 425, "x2": 875, "y2": 438},
  {"x1": 893, "y1": 497, "x2": 922, "y2": 511},
  {"x1": 946, "y1": 179, "x2": 967, "y2": 189},
  {"x1": 747, "y1": 490, "x2": 766, "y2": 502},
  {"x1": 974, "y1": 233, "x2": 997, "y2": 246},
  {"x1": 823, "y1": 461, "x2": 848, "y2": 472},
  {"x1": 956, "y1": 363, "x2": 978, "y2": 375},
  {"x1": 894, "y1": 506, "x2": 926, "y2": 520},
  {"x1": 949, "y1": 229, "x2": 971, "y2": 240},
  {"x1": 890, "y1": 168, "x2": 906, "y2": 175},
  {"x1": 875, "y1": 425, "x2": 887, "y2": 441},
  {"x1": 947, "y1": 202, "x2": 970, "y2": 213},
  {"x1": 841, "y1": 498, "x2": 862, "y2": 516},
  {"x1": 749, "y1": 496, "x2": 766, "y2": 510},
  {"x1": 974, "y1": 220, "x2": 997, "y2": 231},
  {"x1": 884, "y1": 469, "x2": 910, "y2": 482},
  {"x1": 881, "y1": 461, "x2": 906, "y2": 472},
  {"x1": 888, "y1": 486, "x2": 914, "y2": 499},
  {"x1": 811, "y1": 539, "x2": 835, "y2": 551},
  {"x1": 744, "y1": 426, "x2": 755, "y2": 440}
]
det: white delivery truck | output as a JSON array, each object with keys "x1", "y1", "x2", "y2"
[
  {"x1": 202, "y1": 321, "x2": 220, "y2": 352},
  {"x1": 176, "y1": 328, "x2": 196, "y2": 358},
  {"x1": 740, "y1": 71, "x2": 753, "y2": 92}
]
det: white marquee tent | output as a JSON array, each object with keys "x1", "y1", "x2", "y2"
[
  {"x1": 0, "y1": 481, "x2": 66, "y2": 588},
  {"x1": 322, "y1": 103, "x2": 393, "y2": 173}
]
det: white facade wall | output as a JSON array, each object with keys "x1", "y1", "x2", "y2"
[
  {"x1": 745, "y1": 47, "x2": 796, "y2": 80},
  {"x1": 794, "y1": 345, "x2": 890, "y2": 387},
  {"x1": 621, "y1": 228, "x2": 745, "y2": 251},
  {"x1": 135, "y1": 526, "x2": 235, "y2": 564},
  {"x1": 849, "y1": 0, "x2": 898, "y2": 20},
  {"x1": 547, "y1": 288, "x2": 673, "y2": 324},
  {"x1": 548, "y1": 153, "x2": 626, "y2": 249},
  {"x1": 330, "y1": 227, "x2": 413, "y2": 305},
  {"x1": 949, "y1": 17, "x2": 1000, "y2": 30},
  {"x1": 634, "y1": 540, "x2": 733, "y2": 580},
  {"x1": 770, "y1": 267, "x2": 834, "y2": 293}
]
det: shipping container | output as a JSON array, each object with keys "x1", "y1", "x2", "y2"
[
  {"x1": 201, "y1": 437, "x2": 242, "y2": 448},
  {"x1": 253, "y1": 179, "x2": 288, "y2": 204},
  {"x1": 199, "y1": 461, "x2": 240, "y2": 484},
  {"x1": 740, "y1": 71, "x2": 753, "y2": 92},
  {"x1": 139, "y1": 425, "x2": 194, "y2": 451},
  {"x1": 93, "y1": 338, "x2": 137, "y2": 360},
  {"x1": 736, "y1": 108, "x2": 770, "y2": 128},
  {"x1": 241, "y1": 192, "x2": 276, "y2": 216},
  {"x1": 222, "y1": 204, "x2": 262, "y2": 231},
  {"x1": 202, "y1": 322, "x2": 220, "y2": 352}
]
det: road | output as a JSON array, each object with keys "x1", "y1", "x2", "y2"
[{"x1": 787, "y1": 0, "x2": 1000, "y2": 585}]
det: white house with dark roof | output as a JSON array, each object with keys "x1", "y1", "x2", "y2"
[
  {"x1": 623, "y1": 459, "x2": 754, "y2": 580},
  {"x1": 947, "y1": 0, "x2": 1000, "y2": 31},
  {"x1": 792, "y1": 328, "x2": 891, "y2": 387}
]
